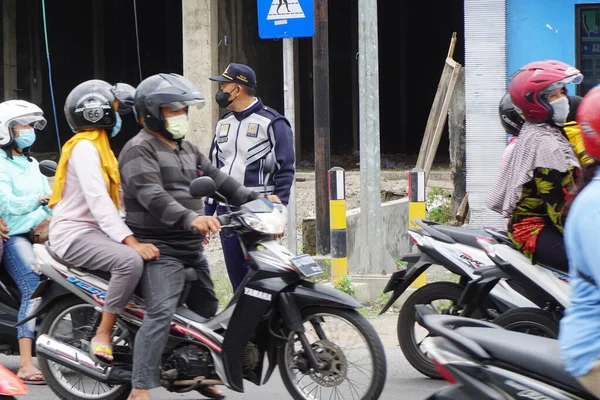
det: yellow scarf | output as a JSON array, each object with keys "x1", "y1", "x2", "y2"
[{"x1": 49, "y1": 129, "x2": 120, "y2": 209}]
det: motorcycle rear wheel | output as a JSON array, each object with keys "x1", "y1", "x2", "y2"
[
  {"x1": 38, "y1": 296, "x2": 131, "y2": 400},
  {"x1": 492, "y1": 307, "x2": 559, "y2": 338},
  {"x1": 278, "y1": 306, "x2": 387, "y2": 400},
  {"x1": 398, "y1": 281, "x2": 487, "y2": 379}
]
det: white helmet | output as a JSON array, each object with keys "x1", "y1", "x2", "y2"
[{"x1": 0, "y1": 100, "x2": 47, "y2": 147}]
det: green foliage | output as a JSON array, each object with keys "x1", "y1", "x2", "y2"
[
  {"x1": 426, "y1": 186, "x2": 452, "y2": 224},
  {"x1": 213, "y1": 273, "x2": 234, "y2": 310},
  {"x1": 333, "y1": 275, "x2": 356, "y2": 298}
]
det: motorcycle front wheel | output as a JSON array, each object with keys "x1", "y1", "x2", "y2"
[
  {"x1": 38, "y1": 296, "x2": 132, "y2": 400},
  {"x1": 278, "y1": 306, "x2": 387, "y2": 400}
]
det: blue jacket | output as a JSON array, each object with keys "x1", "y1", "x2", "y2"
[
  {"x1": 0, "y1": 152, "x2": 51, "y2": 235},
  {"x1": 205, "y1": 98, "x2": 295, "y2": 214},
  {"x1": 560, "y1": 166, "x2": 600, "y2": 377}
]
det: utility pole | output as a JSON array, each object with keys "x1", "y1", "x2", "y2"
[
  {"x1": 283, "y1": 38, "x2": 297, "y2": 253},
  {"x1": 358, "y1": 0, "x2": 383, "y2": 274},
  {"x1": 313, "y1": 0, "x2": 331, "y2": 256}
]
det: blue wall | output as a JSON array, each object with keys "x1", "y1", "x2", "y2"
[{"x1": 507, "y1": 0, "x2": 599, "y2": 92}]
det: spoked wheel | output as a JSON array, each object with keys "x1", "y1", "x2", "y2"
[
  {"x1": 38, "y1": 297, "x2": 132, "y2": 400},
  {"x1": 278, "y1": 307, "x2": 387, "y2": 400},
  {"x1": 397, "y1": 281, "x2": 486, "y2": 379},
  {"x1": 493, "y1": 307, "x2": 559, "y2": 338}
]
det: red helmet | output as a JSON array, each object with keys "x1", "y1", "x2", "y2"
[
  {"x1": 577, "y1": 85, "x2": 600, "y2": 160},
  {"x1": 508, "y1": 60, "x2": 583, "y2": 123}
]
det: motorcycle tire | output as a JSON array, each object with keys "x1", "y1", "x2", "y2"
[
  {"x1": 278, "y1": 306, "x2": 387, "y2": 400},
  {"x1": 492, "y1": 307, "x2": 559, "y2": 338},
  {"x1": 398, "y1": 281, "x2": 483, "y2": 380},
  {"x1": 38, "y1": 296, "x2": 131, "y2": 400}
]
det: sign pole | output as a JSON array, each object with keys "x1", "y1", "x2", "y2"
[{"x1": 283, "y1": 38, "x2": 297, "y2": 253}]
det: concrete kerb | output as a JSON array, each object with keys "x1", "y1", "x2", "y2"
[{"x1": 295, "y1": 170, "x2": 451, "y2": 182}]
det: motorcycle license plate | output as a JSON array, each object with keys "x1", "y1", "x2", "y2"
[{"x1": 291, "y1": 254, "x2": 323, "y2": 277}]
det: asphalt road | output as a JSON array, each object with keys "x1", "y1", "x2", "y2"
[{"x1": 1, "y1": 314, "x2": 448, "y2": 400}]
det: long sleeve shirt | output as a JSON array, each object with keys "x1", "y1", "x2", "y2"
[
  {"x1": 560, "y1": 167, "x2": 600, "y2": 377},
  {"x1": 118, "y1": 129, "x2": 259, "y2": 260},
  {"x1": 48, "y1": 140, "x2": 132, "y2": 258},
  {"x1": 205, "y1": 98, "x2": 295, "y2": 215},
  {"x1": 0, "y1": 152, "x2": 51, "y2": 236}
]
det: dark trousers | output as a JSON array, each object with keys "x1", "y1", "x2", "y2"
[
  {"x1": 534, "y1": 224, "x2": 569, "y2": 273},
  {"x1": 131, "y1": 252, "x2": 218, "y2": 389},
  {"x1": 217, "y1": 206, "x2": 249, "y2": 290}
]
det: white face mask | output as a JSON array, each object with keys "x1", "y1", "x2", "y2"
[
  {"x1": 165, "y1": 114, "x2": 189, "y2": 139},
  {"x1": 550, "y1": 97, "x2": 570, "y2": 126}
]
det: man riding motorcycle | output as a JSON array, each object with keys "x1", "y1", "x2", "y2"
[{"x1": 117, "y1": 73, "x2": 279, "y2": 400}]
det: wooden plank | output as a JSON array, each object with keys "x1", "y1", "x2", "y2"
[
  {"x1": 416, "y1": 64, "x2": 452, "y2": 170},
  {"x1": 456, "y1": 193, "x2": 469, "y2": 224},
  {"x1": 416, "y1": 32, "x2": 459, "y2": 172},
  {"x1": 423, "y1": 63, "x2": 462, "y2": 181}
]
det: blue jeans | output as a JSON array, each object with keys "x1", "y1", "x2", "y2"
[{"x1": 3, "y1": 235, "x2": 40, "y2": 340}]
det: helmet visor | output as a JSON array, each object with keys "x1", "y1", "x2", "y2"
[
  {"x1": 10, "y1": 115, "x2": 47, "y2": 131},
  {"x1": 164, "y1": 99, "x2": 206, "y2": 111},
  {"x1": 543, "y1": 74, "x2": 584, "y2": 95}
]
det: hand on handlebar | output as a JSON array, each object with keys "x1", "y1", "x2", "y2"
[
  {"x1": 191, "y1": 215, "x2": 221, "y2": 236},
  {"x1": 267, "y1": 195, "x2": 281, "y2": 203}
]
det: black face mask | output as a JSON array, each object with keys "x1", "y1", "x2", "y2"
[{"x1": 215, "y1": 87, "x2": 239, "y2": 109}]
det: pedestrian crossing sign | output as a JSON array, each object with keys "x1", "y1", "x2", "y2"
[{"x1": 257, "y1": 0, "x2": 314, "y2": 39}]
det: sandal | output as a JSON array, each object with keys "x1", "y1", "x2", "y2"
[
  {"x1": 198, "y1": 386, "x2": 225, "y2": 399},
  {"x1": 89, "y1": 340, "x2": 113, "y2": 364},
  {"x1": 19, "y1": 372, "x2": 46, "y2": 385}
]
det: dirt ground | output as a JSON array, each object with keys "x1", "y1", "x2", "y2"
[{"x1": 204, "y1": 164, "x2": 452, "y2": 289}]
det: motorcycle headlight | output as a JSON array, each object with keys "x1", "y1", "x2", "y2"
[{"x1": 240, "y1": 207, "x2": 287, "y2": 235}]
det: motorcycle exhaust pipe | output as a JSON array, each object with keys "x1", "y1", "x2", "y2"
[{"x1": 36, "y1": 334, "x2": 111, "y2": 382}]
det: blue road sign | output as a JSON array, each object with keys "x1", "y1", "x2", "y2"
[{"x1": 257, "y1": 0, "x2": 314, "y2": 39}]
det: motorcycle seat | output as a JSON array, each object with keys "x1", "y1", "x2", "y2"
[
  {"x1": 44, "y1": 242, "x2": 111, "y2": 282},
  {"x1": 457, "y1": 327, "x2": 593, "y2": 397},
  {"x1": 430, "y1": 225, "x2": 490, "y2": 249}
]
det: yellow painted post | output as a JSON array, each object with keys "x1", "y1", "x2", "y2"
[
  {"x1": 329, "y1": 167, "x2": 347, "y2": 284},
  {"x1": 409, "y1": 168, "x2": 427, "y2": 288}
]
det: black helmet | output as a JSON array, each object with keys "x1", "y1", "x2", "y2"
[
  {"x1": 111, "y1": 83, "x2": 136, "y2": 115},
  {"x1": 133, "y1": 73, "x2": 205, "y2": 138},
  {"x1": 567, "y1": 94, "x2": 583, "y2": 123},
  {"x1": 499, "y1": 93, "x2": 525, "y2": 136},
  {"x1": 64, "y1": 80, "x2": 116, "y2": 132}
]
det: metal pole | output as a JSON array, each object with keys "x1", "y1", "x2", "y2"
[
  {"x1": 329, "y1": 167, "x2": 347, "y2": 283},
  {"x1": 283, "y1": 38, "x2": 297, "y2": 254},
  {"x1": 358, "y1": 0, "x2": 382, "y2": 274},
  {"x1": 313, "y1": 0, "x2": 331, "y2": 255},
  {"x1": 408, "y1": 169, "x2": 427, "y2": 287}
]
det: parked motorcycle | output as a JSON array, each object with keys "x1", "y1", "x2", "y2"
[
  {"x1": 0, "y1": 159, "x2": 55, "y2": 358},
  {"x1": 378, "y1": 218, "x2": 536, "y2": 379},
  {"x1": 416, "y1": 305, "x2": 594, "y2": 399},
  {"x1": 20, "y1": 173, "x2": 387, "y2": 400},
  {"x1": 473, "y1": 232, "x2": 569, "y2": 337}
]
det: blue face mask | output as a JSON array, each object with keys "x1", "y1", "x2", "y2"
[
  {"x1": 111, "y1": 113, "x2": 122, "y2": 137},
  {"x1": 14, "y1": 128, "x2": 36, "y2": 149}
]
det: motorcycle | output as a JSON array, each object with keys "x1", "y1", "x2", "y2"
[
  {"x1": 20, "y1": 170, "x2": 388, "y2": 400},
  {"x1": 416, "y1": 304, "x2": 594, "y2": 399},
  {"x1": 378, "y1": 218, "x2": 536, "y2": 379},
  {"x1": 0, "y1": 159, "x2": 55, "y2": 358},
  {"x1": 471, "y1": 232, "x2": 570, "y2": 338}
]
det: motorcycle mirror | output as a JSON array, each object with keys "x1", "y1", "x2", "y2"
[
  {"x1": 39, "y1": 159, "x2": 57, "y2": 177},
  {"x1": 190, "y1": 177, "x2": 217, "y2": 198},
  {"x1": 264, "y1": 153, "x2": 276, "y2": 175},
  {"x1": 263, "y1": 153, "x2": 276, "y2": 194}
]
